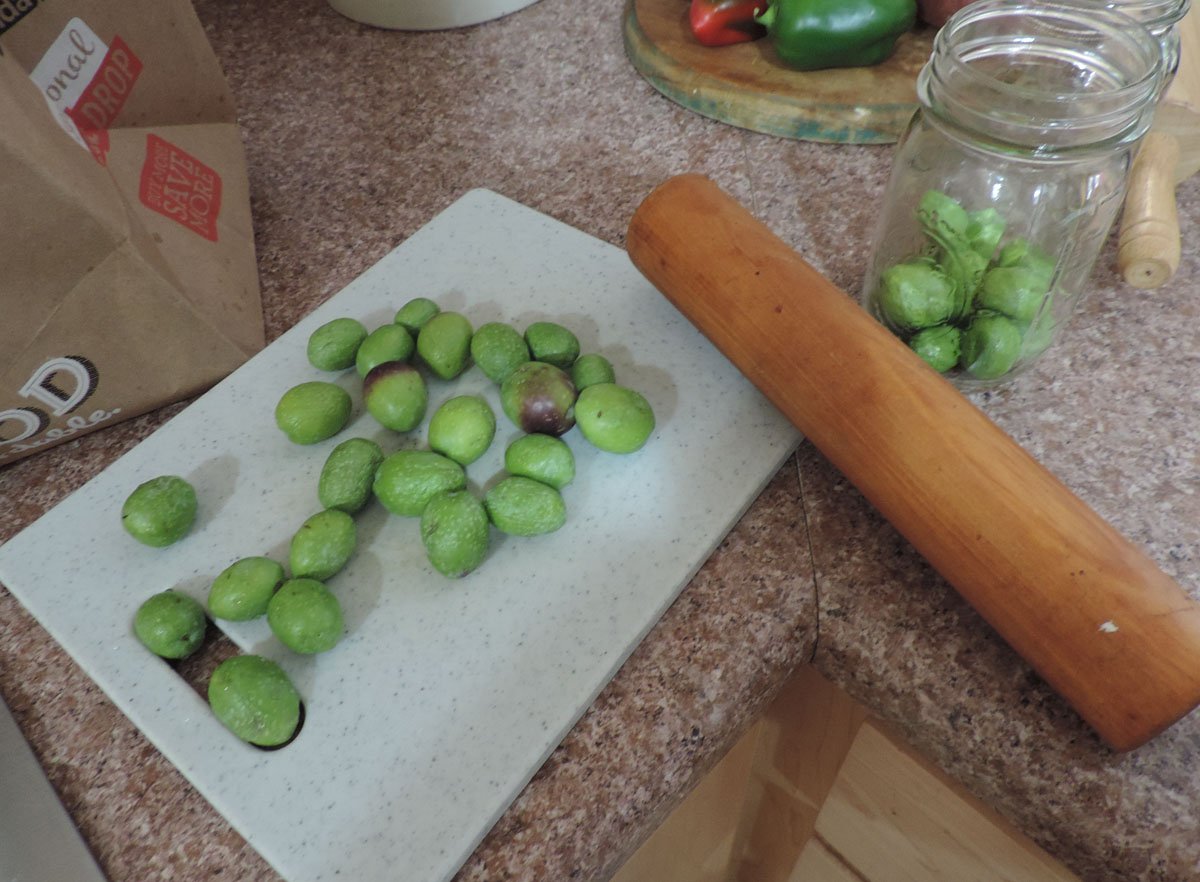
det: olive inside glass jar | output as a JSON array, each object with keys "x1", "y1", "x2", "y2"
[{"x1": 861, "y1": 0, "x2": 1164, "y2": 386}]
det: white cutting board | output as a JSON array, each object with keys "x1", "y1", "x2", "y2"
[{"x1": 0, "y1": 190, "x2": 799, "y2": 882}]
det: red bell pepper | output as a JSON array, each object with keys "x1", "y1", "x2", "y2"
[{"x1": 689, "y1": 0, "x2": 768, "y2": 47}]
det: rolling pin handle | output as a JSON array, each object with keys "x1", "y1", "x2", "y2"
[{"x1": 1117, "y1": 132, "x2": 1183, "y2": 289}]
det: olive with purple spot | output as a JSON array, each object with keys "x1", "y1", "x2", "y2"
[{"x1": 499, "y1": 361, "x2": 577, "y2": 436}]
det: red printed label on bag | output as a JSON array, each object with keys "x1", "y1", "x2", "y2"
[
  {"x1": 138, "y1": 134, "x2": 223, "y2": 242},
  {"x1": 71, "y1": 125, "x2": 111, "y2": 166},
  {"x1": 64, "y1": 35, "x2": 142, "y2": 164}
]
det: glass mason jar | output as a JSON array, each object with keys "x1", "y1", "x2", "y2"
[
  {"x1": 1108, "y1": 0, "x2": 1190, "y2": 85},
  {"x1": 860, "y1": 0, "x2": 1164, "y2": 387}
]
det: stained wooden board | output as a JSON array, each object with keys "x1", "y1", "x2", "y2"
[
  {"x1": 623, "y1": 0, "x2": 935, "y2": 143},
  {"x1": 612, "y1": 668, "x2": 1082, "y2": 882}
]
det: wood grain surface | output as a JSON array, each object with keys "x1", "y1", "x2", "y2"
[
  {"x1": 626, "y1": 174, "x2": 1200, "y2": 752},
  {"x1": 622, "y1": 0, "x2": 934, "y2": 144},
  {"x1": 612, "y1": 668, "x2": 1081, "y2": 881}
]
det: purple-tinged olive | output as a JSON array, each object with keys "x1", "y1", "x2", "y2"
[
  {"x1": 363, "y1": 361, "x2": 427, "y2": 432},
  {"x1": 499, "y1": 361, "x2": 577, "y2": 436}
]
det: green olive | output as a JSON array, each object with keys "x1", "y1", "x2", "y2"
[
  {"x1": 394, "y1": 297, "x2": 441, "y2": 334},
  {"x1": 208, "y1": 655, "x2": 300, "y2": 747},
  {"x1": 909, "y1": 325, "x2": 961, "y2": 374},
  {"x1": 122, "y1": 476, "x2": 197, "y2": 547},
  {"x1": 134, "y1": 590, "x2": 207, "y2": 659},
  {"x1": 574, "y1": 384, "x2": 655, "y2": 454},
  {"x1": 267, "y1": 578, "x2": 344, "y2": 655},
  {"x1": 570, "y1": 353, "x2": 616, "y2": 391},
  {"x1": 965, "y1": 208, "x2": 1006, "y2": 260},
  {"x1": 275, "y1": 382, "x2": 352, "y2": 445},
  {"x1": 427, "y1": 396, "x2": 496, "y2": 466},
  {"x1": 208, "y1": 557, "x2": 284, "y2": 621},
  {"x1": 420, "y1": 490, "x2": 490, "y2": 578},
  {"x1": 484, "y1": 476, "x2": 566, "y2": 536},
  {"x1": 524, "y1": 321, "x2": 580, "y2": 370},
  {"x1": 470, "y1": 322, "x2": 530, "y2": 384},
  {"x1": 289, "y1": 509, "x2": 357, "y2": 582},
  {"x1": 356, "y1": 324, "x2": 414, "y2": 378},
  {"x1": 876, "y1": 260, "x2": 956, "y2": 331},
  {"x1": 318, "y1": 438, "x2": 385, "y2": 513},
  {"x1": 504, "y1": 433, "x2": 575, "y2": 490},
  {"x1": 307, "y1": 318, "x2": 368, "y2": 371},
  {"x1": 997, "y1": 239, "x2": 1056, "y2": 289},
  {"x1": 373, "y1": 449, "x2": 466, "y2": 517},
  {"x1": 417, "y1": 312, "x2": 473, "y2": 380},
  {"x1": 976, "y1": 266, "x2": 1047, "y2": 324},
  {"x1": 917, "y1": 189, "x2": 970, "y2": 241},
  {"x1": 960, "y1": 313, "x2": 1022, "y2": 380}
]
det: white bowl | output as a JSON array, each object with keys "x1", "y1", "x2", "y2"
[{"x1": 328, "y1": 0, "x2": 541, "y2": 29}]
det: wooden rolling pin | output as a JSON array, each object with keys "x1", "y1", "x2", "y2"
[
  {"x1": 627, "y1": 174, "x2": 1200, "y2": 752},
  {"x1": 1116, "y1": 5, "x2": 1200, "y2": 288}
]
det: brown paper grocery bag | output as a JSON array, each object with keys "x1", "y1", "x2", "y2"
[{"x1": 0, "y1": 0, "x2": 264, "y2": 467}]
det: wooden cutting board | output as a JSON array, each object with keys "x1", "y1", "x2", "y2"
[{"x1": 622, "y1": 0, "x2": 935, "y2": 144}]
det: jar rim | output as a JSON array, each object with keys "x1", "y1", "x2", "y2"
[
  {"x1": 923, "y1": 0, "x2": 1164, "y2": 151},
  {"x1": 935, "y1": 0, "x2": 1164, "y2": 105},
  {"x1": 1102, "y1": 0, "x2": 1190, "y2": 33}
]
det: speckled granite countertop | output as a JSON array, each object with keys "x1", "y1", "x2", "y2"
[{"x1": 1, "y1": 1, "x2": 1197, "y2": 880}]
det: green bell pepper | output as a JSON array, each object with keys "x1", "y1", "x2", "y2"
[{"x1": 755, "y1": 0, "x2": 917, "y2": 70}]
